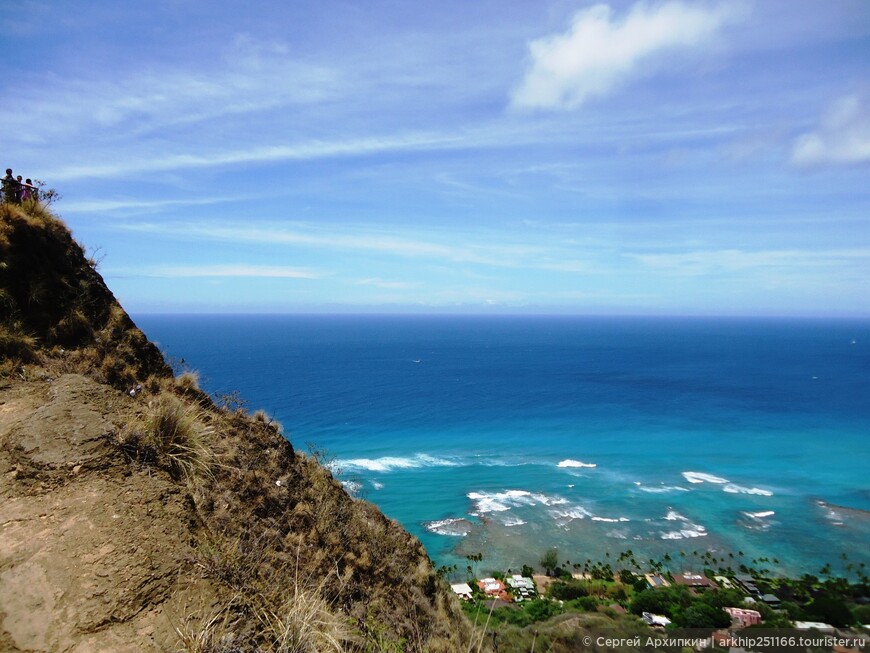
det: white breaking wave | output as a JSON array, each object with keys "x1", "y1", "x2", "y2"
[
  {"x1": 557, "y1": 459, "x2": 597, "y2": 468},
  {"x1": 682, "y1": 472, "x2": 772, "y2": 497},
  {"x1": 743, "y1": 510, "x2": 775, "y2": 518},
  {"x1": 660, "y1": 526, "x2": 707, "y2": 540},
  {"x1": 467, "y1": 489, "x2": 568, "y2": 514},
  {"x1": 337, "y1": 453, "x2": 460, "y2": 473},
  {"x1": 502, "y1": 516, "x2": 527, "y2": 527},
  {"x1": 371, "y1": 481, "x2": 384, "y2": 490},
  {"x1": 592, "y1": 516, "x2": 631, "y2": 523},
  {"x1": 549, "y1": 506, "x2": 593, "y2": 521},
  {"x1": 341, "y1": 480, "x2": 363, "y2": 495},
  {"x1": 682, "y1": 471, "x2": 729, "y2": 484},
  {"x1": 659, "y1": 510, "x2": 707, "y2": 540},
  {"x1": 637, "y1": 485, "x2": 690, "y2": 494},
  {"x1": 423, "y1": 518, "x2": 472, "y2": 537},
  {"x1": 723, "y1": 483, "x2": 773, "y2": 497}
]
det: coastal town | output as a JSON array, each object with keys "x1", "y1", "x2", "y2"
[{"x1": 446, "y1": 552, "x2": 870, "y2": 652}]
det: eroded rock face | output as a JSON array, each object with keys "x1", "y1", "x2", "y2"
[
  {"x1": 11, "y1": 375, "x2": 117, "y2": 471},
  {"x1": 0, "y1": 374, "x2": 214, "y2": 653}
]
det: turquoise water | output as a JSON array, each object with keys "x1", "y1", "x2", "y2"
[{"x1": 135, "y1": 315, "x2": 870, "y2": 578}]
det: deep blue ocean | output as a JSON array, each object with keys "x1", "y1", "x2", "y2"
[{"x1": 135, "y1": 315, "x2": 870, "y2": 578}]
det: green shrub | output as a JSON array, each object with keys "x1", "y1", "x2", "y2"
[
  {"x1": 569, "y1": 596, "x2": 600, "y2": 612},
  {"x1": 549, "y1": 580, "x2": 588, "y2": 601}
]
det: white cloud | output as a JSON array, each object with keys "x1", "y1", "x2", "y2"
[
  {"x1": 3, "y1": 34, "x2": 341, "y2": 148},
  {"x1": 46, "y1": 132, "x2": 462, "y2": 181},
  {"x1": 61, "y1": 195, "x2": 248, "y2": 214},
  {"x1": 790, "y1": 95, "x2": 870, "y2": 166},
  {"x1": 511, "y1": 1, "x2": 740, "y2": 110},
  {"x1": 626, "y1": 247, "x2": 870, "y2": 276},
  {"x1": 356, "y1": 278, "x2": 418, "y2": 289},
  {"x1": 119, "y1": 221, "x2": 545, "y2": 269},
  {"x1": 120, "y1": 264, "x2": 321, "y2": 279}
]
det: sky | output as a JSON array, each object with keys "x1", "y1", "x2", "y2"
[{"x1": 2, "y1": 0, "x2": 868, "y2": 315}]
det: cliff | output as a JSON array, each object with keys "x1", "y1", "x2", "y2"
[{"x1": 0, "y1": 201, "x2": 477, "y2": 652}]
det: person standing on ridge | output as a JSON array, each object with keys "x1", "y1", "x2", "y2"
[
  {"x1": 1, "y1": 169, "x2": 18, "y2": 203},
  {"x1": 22, "y1": 178, "x2": 36, "y2": 202}
]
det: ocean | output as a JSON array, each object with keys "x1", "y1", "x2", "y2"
[{"x1": 135, "y1": 314, "x2": 870, "y2": 579}]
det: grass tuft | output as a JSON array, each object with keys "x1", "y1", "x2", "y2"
[
  {"x1": 176, "y1": 370, "x2": 201, "y2": 392},
  {"x1": 0, "y1": 325, "x2": 37, "y2": 362},
  {"x1": 148, "y1": 395, "x2": 214, "y2": 482},
  {"x1": 174, "y1": 598, "x2": 246, "y2": 653},
  {"x1": 114, "y1": 394, "x2": 214, "y2": 482}
]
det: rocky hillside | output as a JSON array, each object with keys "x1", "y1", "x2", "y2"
[{"x1": 0, "y1": 201, "x2": 479, "y2": 652}]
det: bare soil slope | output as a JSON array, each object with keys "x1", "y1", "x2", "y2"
[{"x1": 0, "y1": 202, "x2": 476, "y2": 652}]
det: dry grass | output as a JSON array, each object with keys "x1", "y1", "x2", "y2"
[
  {"x1": 0, "y1": 325, "x2": 37, "y2": 361},
  {"x1": 177, "y1": 371, "x2": 201, "y2": 392},
  {"x1": 148, "y1": 395, "x2": 214, "y2": 482},
  {"x1": 255, "y1": 571, "x2": 351, "y2": 653},
  {"x1": 192, "y1": 535, "x2": 353, "y2": 653},
  {"x1": 114, "y1": 394, "x2": 214, "y2": 483},
  {"x1": 174, "y1": 598, "x2": 246, "y2": 653}
]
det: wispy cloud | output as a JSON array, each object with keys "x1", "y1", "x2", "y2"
[
  {"x1": 110, "y1": 264, "x2": 322, "y2": 279},
  {"x1": 7, "y1": 33, "x2": 342, "y2": 147},
  {"x1": 356, "y1": 278, "x2": 418, "y2": 289},
  {"x1": 626, "y1": 247, "x2": 870, "y2": 276},
  {"x1": 790, "y1": 95, "x2": 870, "y2": 167},
  {"x1": 62, "y1": 195, "x2": 249, "y2": 214},
  {"x1": 46, "y1": 133, "x2": 463, "y2": 181},
  {"x1": 511, "y1": 1, "x2": 742, "y2": 110},
  {"x1": 118, "y1": 221, "x2": 548, "y2": 269}
]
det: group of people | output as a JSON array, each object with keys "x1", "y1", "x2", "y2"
[{"x1": 2, "y1": 168, "x2": 39, "y2": 203}]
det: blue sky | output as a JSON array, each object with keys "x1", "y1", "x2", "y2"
[{"x1": 3, "y1": 0, "x2": 868, "y2": 315}]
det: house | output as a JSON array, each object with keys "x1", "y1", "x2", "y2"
[
  {"x1": 506, "y1": 575, "x2": 537, "y2": 601},
  {"x1": 760, "y1": 593, "x2": 781, "y2": 608},
  {"x1": 795, "y1": 621, "x2": 835, "y2": 633},
  {"x1": 644, "y1": 574, "x2": 670, "y2": 589},
  {"x1": 725, "y1": 607, "x2": 762, "y2": 627},
  {"x1": 478, "y1": 577, "x2": 507, "y2": 597},
  {"x1": 642, "y1": 612, "x2": 672, "y2": 628},
  {"x1": 672, "y1": 572, "x2": 718, "y2": 590},
  {"x1": 734, "y1": 574, "x2": 761, "y2": 595},
  {"x1": 714, "y1": 576, "x2": 735, "y2": 589},
  {"x1": 450, "y1": 583, "x2": 473, "y2": 601}
]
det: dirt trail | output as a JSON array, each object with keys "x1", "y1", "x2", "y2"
[{"x1": 0, "y1": 374, "x2": 215, "y2": 653}]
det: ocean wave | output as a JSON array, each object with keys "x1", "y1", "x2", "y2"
[
  {"x1": 637, "y1": 485, "x2": 690, "y2": 494},
  {"x1": 682, "y1": 471, "x2": 729, "y2": 485},
  {"x1": 818, "y1": 501, "x2": 845, "y2": 526},
  {"x1": 423, "y1": 518, "x2": 472, "y2": 537},
  {"x1": 740, "y1": 510, "x2": 776, "y2": 531},
  {"x1": 743, "y1": 510, "x2": 775, "y2": 519},
  {"x1": 682, "y1": 472, "x2": 772, "y2": 497},
  {"x1": 724, "y1": 483, "x2": 773, "y2": 497},
  {"x1": 337, "y1": 453, "x2": 460, "y2": 473},
  {"x1": 549, "y1": 506, "x2": 593, "y2": 522},
  {"x1": 371, "y1": 481, "x2": 384, "y2": 490},
  {"x1": 659, "y1": 510, "x2": 707, "y2": 540},
  {"x1": 502, "y1": 516, "x2": 527, "y2": 527},
  {"x1": 341, "y1": 480, "x2": 363, "y2": 495},
  {"x1": 592, "y1": 516, "x2": 631, "y2": 523},
  {"x1": 467, "y1": 489, "x2": 568, "y2": 514},
  {"x1": 660, "y1": 526, "x2": 707, "y2": 540},
  {"x1": 557, "y1": 459, "x2": 597, "y2": 468}
]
